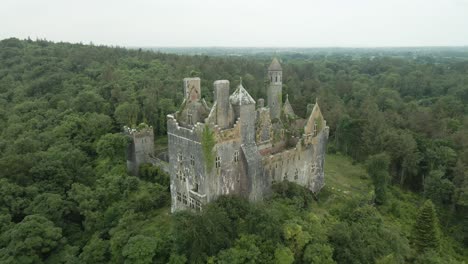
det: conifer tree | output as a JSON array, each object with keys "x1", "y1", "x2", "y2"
[{"x1": 412, "y1": 200, "x2": 440, "y2": 253}]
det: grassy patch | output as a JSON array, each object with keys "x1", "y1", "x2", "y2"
[{"x1": 316, "y1": 154, "x2": 372, "y2": 208}]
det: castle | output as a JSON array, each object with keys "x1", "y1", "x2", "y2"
[
  {"x1": 125, "y1": 58, "x2": 329, "y2": 212},
  {"x1": 165, "y1": 58, "x2": 329, "y2": 212}
]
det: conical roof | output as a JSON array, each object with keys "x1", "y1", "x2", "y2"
[
  {"x1": 268, "y1": 57, "x2": 282, "y2": 71},
  {"x1": 229, "y1": 83, "x2": 255, "y2": 105}
]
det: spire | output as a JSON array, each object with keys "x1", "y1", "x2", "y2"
[
  {"x1": 268, "y1": 57, "x2": 282, "y2": 71},
  {"x1": 283, "y1": 94, "x2": 296, "y2": 118}
]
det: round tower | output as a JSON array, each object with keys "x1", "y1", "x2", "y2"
[{"x1": 267, "y1": 58, "x2": 282, "y2": 120}]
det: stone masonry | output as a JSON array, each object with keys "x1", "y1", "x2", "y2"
[{"x1": 166, "y1": 58, "x2": 330, "y2": 212}]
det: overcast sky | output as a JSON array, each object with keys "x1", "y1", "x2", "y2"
[{"x1": 2, "y1": 0, "x2": 468, "y2": 47}]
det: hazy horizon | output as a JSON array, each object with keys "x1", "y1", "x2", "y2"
[{"x1": 2, "y1": 0, "x2": 468, "y2": 47}]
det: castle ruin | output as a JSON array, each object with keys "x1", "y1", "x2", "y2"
[{"x1": 166, "y1": 58, "x2": 329, "y2": 212}]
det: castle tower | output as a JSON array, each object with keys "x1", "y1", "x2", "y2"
[
  {"x1": 230, "y1": 82, "x2": 256, "y2": 144},
  {"x1": 267, "y1": 58, "x2": 282, "y2": 120},
  {"x1": 124, "y1": 124, "x2": 154, "y2": 175}
]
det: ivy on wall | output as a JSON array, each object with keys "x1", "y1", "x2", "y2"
[{"x1": 201, "y1": 124, "x2": 216, "y2": 172}]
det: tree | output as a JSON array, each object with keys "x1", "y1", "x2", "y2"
[
  {"x1": 412, "y1": 200, "x2": 440, "y2": 253},
  {"x1": 114, "y1": 102, "x2": 139, "y2": 127},
  {"x1": 122, "y1": 235, "x2": 159, "y2": 264},
  {"x1": 424, "y1": 169, "x2": 455, "y2": 206},
  {"x1": 274, "y1": 246, "x2": 294, "y2": 264},
  {"x1": 366, "y1": 153, "x2": 391, "y2": 205},
  {"x1": 302, "y1": 243, "x2": 335, "y2": 264},
  {"x1": 216, "y1": 235, "x2": 261, "y2": 264},
  {"x1": 79, "y1": 234, "x2": 110, "y2": 263},
  {"x1": 0, "y1": 215, "x2": 62, "y2": 263},
  {"x1": 96, "y1": 133, "x2": 130, "y2": 162}
]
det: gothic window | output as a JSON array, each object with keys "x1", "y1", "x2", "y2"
[
  {"x1": 190, "y1": 155, "x2": 195, "y2": 166},
  {"x1": 295, "y1": 169, "x2": 299, "y2": 180},
  {"x1": 313, "y1": 121, "x2": 318, "y2": 136},
  {"x1": 215, "y1": 156, "x2": 221, "y2": 168},
  {"x1": 176, "y1": 169, "x2": 182, "y2": 180},
  {"x1": 189, "y1": 198, "x2": 195, "y2": 209},
  {"x1": 234, "y1": 151, "x2": 239, "y2": 163},
  {"x1": 177, "y1": 192, "x2": 182, "y2": 202},
  {"x1": 275, "y1": 75, "x2": 278, "y2": 82},
  {"x1": 196, "y1": 200, "x2": 202, "y2": 211},
  {"x1": 182, "y1": 194, "x2": 188, "y2": 205}
]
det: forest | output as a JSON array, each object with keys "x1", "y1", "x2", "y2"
[{"x1": 0, "y1": 38, "x2": 467, "y2": 263}]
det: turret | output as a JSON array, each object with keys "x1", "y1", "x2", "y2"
[
  {"x1": 214, "y1": 80, "x2": 230, "y2": 129},
  {"x1": 267, "y1": 58, "x2": 282, "y2": 120},
  {"x1": 124, "y1": 124, "x2": 154, "y2": 175},
  {"x1": 230, "y1": 82, "x2": 256, "y2": 144}
]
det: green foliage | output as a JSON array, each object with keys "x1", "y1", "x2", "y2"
[
  {"x1": 201, "y1": 124, "x2": 216, "y2": 172},
  {"x1": 412, "y1": 200, "x2": 441, "y2": 253},
  {"x1": 274, "y1": 246, "x2": 294, "y2": 264},
  {"x1": 303, "y1": 243, "x2": 335, "y2": 264},
  {"x1": 122, "y1": 235, "x2": 159, "y2": 264},
  {"x1": 0, "y1": 39, "x2": 467, "y2": 263},
  {"x1": 216, "y1": 235, "x2": 261, "y2": 264},
  {"x1": 366, "y1": 153, "x2": 390, "y2": 205},
  {"x1": 96, "y1": 133, "x2": 130, "y2": 162},
  {"x1": 79, "y1": 234, "x2": 110, "y2": 263},
  {"x1": 0, "y1": 215, "x2": 62, "y2": 263},
  {"x1": 329, "y1": 202, "x2": 410, "y2": 264},
  {"x1": 138, "y1": 163, "x2": 170, "y2": 188},
  {"x1": 424, "y1": 169, "x2": 455, "y2": 206}
]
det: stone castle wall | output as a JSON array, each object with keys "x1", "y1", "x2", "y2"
[{"x1": 125, "y1": 126, "x2": 154, "y2": 175}]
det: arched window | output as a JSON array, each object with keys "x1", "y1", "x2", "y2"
[{"x1": 275, "y1": 75, "x2": 278, "y2": 82}]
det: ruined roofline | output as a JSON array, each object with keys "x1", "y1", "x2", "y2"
[
  {"x1": 167, "y1": 114, "x2": 204, "y2": 134},
  {"x1": 123, "y1": 123, "x2": 153, "y2": 135},
  {"x1": 168, "y1": 113, "x2": 242, "y2": 143}
]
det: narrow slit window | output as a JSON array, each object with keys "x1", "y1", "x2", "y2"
[
  {"x1": 234, "y1": 151, "x2": 239, "y2": 163},
  {"x1": 188, "y1": 113, "x2": 193, "y2": 125}
]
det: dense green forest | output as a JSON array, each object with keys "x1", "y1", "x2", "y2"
[{"x1": 0, "y1": 38, "x2": 467, "y2": 263}]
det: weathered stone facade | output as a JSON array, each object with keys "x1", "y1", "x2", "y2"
[
  {"x1": 167, "y1": 58, "x2": 329, "y2": 212},
  {"x1": 124, "y1": 124, "x2": 155, "y2": 175}
]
